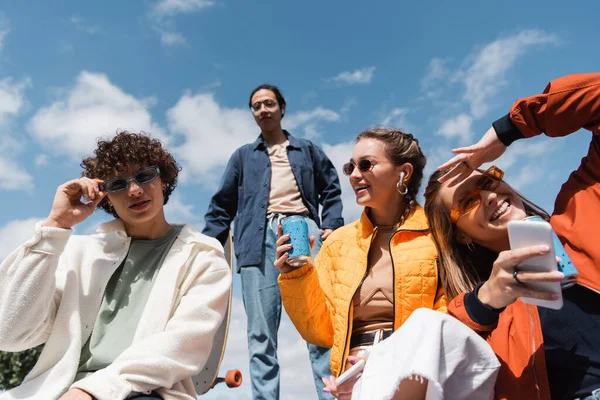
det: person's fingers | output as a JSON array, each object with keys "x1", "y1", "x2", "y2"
[
  {"x1": 496, "y1": 245, "x2": 550, "y2": 270},
  {"x1": 86, "y1": 192, "x2": 106, "y2": 210},
  {"x1": 514, "y1": 287, "x2": 560, "y2": 301},
  {"x1": 513, "y1": 270, "x2": 564, "y2": 283},
  {"x1": 277, "y1": 224, "x2": 283, "y2": 238},
  {"x1": 309, "y1": 235, "x2": 316, "y2": 250},
  {"x1": 79, "y1": 178, "x2": 95, "y2": 200},
  {"x1": 274, "y1": 252, "x2": 290, "y2": 270},
  {"x1": 276, "y1": 234, "x2": 290, "y2": 246},
  {"x1": 450, "y1": 144, "x2": 482, "y2": 154},
  {"x1": 437, "y1": 154, "x2": 468, "y2": 174}
]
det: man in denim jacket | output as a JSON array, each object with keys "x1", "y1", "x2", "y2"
[{"x1": 203, "y1": 84, "x2": 344, "y2": 399}]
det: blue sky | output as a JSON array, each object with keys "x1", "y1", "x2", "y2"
[{"x1": 1, "y1": 1, "x2": 599, "y2": 398}]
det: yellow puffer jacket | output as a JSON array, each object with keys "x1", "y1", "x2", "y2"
[{"x1": 279, "y1": 205, "x2": 447, "y2": 376}]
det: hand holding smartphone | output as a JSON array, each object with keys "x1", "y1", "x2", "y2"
[
  {"x1": 507, "y1": 218, "x2": 563, "y2": 309},
  {"x1": 335, "y1": 359, "x2": 365, "y2": 386}
]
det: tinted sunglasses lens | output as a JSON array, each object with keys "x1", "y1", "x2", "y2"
[
  {"x1": 342, "y1": 163, "x2": 354, "y2": 176},
  {"x1": 135, "y1": 168, "x2": 158, "y2": 184},
  {"x1": 357, "y1": 159, "x2": 373, "y2": 172},
  {"x1": 103, "y1": 178, "x2": 127, "y2": 192}
]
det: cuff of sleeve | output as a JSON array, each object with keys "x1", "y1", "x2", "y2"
[
  {"x1": 322, "y1": 218, "x2": 344, "y2": 230},
  {"x1": 492, "y1": 113, "x2": 525, "y2": 147},
  {"x1": 464, "y1": 282, "x2": 504, "y2": 326},
  {"x1": 278, "y1": 263, "x2": 313, "y2": 280},
  {"x1": 24, "y1": 221, "x2": 72, "y2": 255},
  {"x1": 71, "y1": 369, "x2": 132, "y2": 400}
]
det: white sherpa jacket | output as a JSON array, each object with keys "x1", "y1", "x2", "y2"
[{"x1": 0, "y1": 220, "x2": 231, "y2": 400}]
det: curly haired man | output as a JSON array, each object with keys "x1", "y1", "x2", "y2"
[{"x1": 0, "y1": 131, "x2": 231, "y2": 400}]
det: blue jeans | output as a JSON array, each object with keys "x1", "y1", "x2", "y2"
[{"x1": 241, "y1": 215, "x2": 333, "y2": 400}]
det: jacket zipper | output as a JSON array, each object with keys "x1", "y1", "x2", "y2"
[
  {"x1": 338, "y1": 230, "x2": 376, "y2": 375},
  {"x1": 338, "y1": 226, "x2": 429, "y2": 374},
  {"x1": 526, "y1": 304, "x2": 542, "y2": 400}
]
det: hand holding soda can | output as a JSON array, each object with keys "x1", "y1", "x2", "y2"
[{"x1": 280, "y1": 216, "x2": 311, "y2": 267}]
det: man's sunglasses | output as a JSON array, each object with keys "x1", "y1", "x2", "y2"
[
  {"x1": 99, "y1": 166, "x2": 161, "y2": 193},
  {"x1": 450, "y1": 166, "x2": 504, "y2": 224},
  {"x1": 342, "y1": 159, "x2": 391, "y2": 176}
]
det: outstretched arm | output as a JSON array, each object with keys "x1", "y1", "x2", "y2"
[{"x1": 438, "y1": 72, "x2": 600, "y2": 184}]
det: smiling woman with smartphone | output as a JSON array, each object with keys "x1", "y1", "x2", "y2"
[
  {"x1": 0, "y1": 131, "x2": 231, "y2": 400},
  {"x1": 424, "y1": 73, "x2": 600, "y2": 400}
]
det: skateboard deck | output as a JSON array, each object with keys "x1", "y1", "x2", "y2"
[{"x1": 193, "y1": 233, "x2": 241, "y2": 394}]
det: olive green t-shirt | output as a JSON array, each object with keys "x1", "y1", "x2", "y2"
[{"x1": 75, "y1": 226, "x2": 182, "y2": 381}]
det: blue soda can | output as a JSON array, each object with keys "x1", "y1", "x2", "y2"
[
  {"x1": 524, "y1": 216, "x2": 579, "y2": 288},
  {"x1": 280, "y1": 215, "x2": 311, "y2": 267}
]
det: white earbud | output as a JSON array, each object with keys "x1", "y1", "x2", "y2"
[{"x1": 399, "y1": 171, "x2": 406, "y2": 183}]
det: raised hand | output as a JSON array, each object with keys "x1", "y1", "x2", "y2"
[
  {"x1": 437, "y1": 126, "x2": 507, "y2": 186},
  {"x1": 477, "y1": 245, "x2": 564, "y2": 310},
  {"x1": 43, "y1": 177, "x2": 106, "y2": 230},
  {"x1": 274, "y1": 224, "x2": 315, "y2": 273}
]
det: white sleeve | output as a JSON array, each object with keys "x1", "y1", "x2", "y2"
[
  {"x1": 71, "y1": 246, "x2": 232, "y2": 400},
  {"x1": 0, "y1": 222, "x2": 71, "y2": 351}
]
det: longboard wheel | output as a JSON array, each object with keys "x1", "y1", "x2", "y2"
[{"x1": 225, "y1": 369, "x2": 242, "y2": 387}]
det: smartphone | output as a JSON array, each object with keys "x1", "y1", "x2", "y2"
[
  {"x1": 507, "y1": 219, "x2": 563, "y2": 310},
  {"x1": 335, "y1": 359, "x2": 365, "y2": 386}
]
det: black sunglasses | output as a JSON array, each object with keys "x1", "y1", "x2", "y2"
[
  {"x1": 99, "y1": 166, "x2": 161, "y2": 193},
  {"x1": 342, "y1": 159, "x2": 391, "y2": 176}
]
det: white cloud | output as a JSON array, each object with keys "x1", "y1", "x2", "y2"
[
  {"x1": 0, "y1": 13, "x2": 10, "y2": 50},
  {"x1": 166, "y1": 92, "x2": 256, "y2": 183},
  {"x1": 69, "y1": 16, "x2": 105, "y2": 35},
  {"x1": 326, "y1": 67, "x2": 376, "y2": 85},
  {"x1": 322, "y1": 141, "x2": 362, "y2": 222},
  {"x1": 150, "y1": 0, "x2": 217, "y2": 46},
  {"x1": 381, "y1": 107, "x2": 409, "y2": 128},
  {"x1": 0, "y1": 218, "x2": 42, "y2": 259},
  {"x1": 0, "y1": 77, "x2": 31, "y2": 123},
  {"x1": 284, "y1": 107, "x2": 340, "y2": 130},
  {"x1": 284, "y1": 107, "x2": 341, "y2": 141},
  {"x1": 156, "y1": 28, "x2": 186, "y2": 46},
  {"x1": 152, "y1": 0, "x2": 216, "y2": 17},
  {"x1": 0, "y1": 77, "x2": 33, "y2": 191},
  {"x1": 164, "y1": 192, "x2": 201, "y2": 225},
  {"x1": 459, "y1": 30, "x2": 559, "y2": 118},
  {"x1": 27, "y1": 71, "x2": 164, "y2": 159},
  {"x1": 0, "y1": 155, "x2": 34, "y2": 190},
  {"x1": 437, "y1": 113, "x2": 473, "y2": 143},
  {"x1": 421, "y1": 57, "x2": 449, "y2": 91},
  {"x1": 34, "y1": 154, "x2": 49, "y2": 167}
]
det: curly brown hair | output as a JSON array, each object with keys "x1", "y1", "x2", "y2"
[{"x1": 81, "y1": 131, "x2": 181, "y2": 218}]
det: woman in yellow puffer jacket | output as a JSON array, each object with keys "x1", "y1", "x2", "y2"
[{"x1": 274, "y1": 129, "x2": 447, "y2": 399}]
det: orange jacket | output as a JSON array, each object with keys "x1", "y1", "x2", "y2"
[
  {"x1": 279, "y1": 206, "x2": 447, "y2": 376},
  {"x1": 450, "y1": 72, "x2": 600, "y2": 400}
]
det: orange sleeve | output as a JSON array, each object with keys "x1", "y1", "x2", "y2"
[
  {"x1": 510, "y1": 72, "x2": 600, "y2": 138},
  {"x1": 278, "y1": 245, "x2": 335, "y2": 348},
  {"x1": 448, "y1": 292, "x2": 497, "y2": 339}
]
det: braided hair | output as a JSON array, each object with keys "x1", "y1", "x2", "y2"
[{"x1": 356, "y1": 129, "x2": 426, "y2": 229}]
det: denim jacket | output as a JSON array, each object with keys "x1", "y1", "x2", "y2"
[{"x1": 203, "y1": 131, "x2": 344, "y2": 269}]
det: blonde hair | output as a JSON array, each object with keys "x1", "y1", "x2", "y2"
[
  {"x1": 356, "y1": 128, "x2": 426, "y2": 229},
  {"x1": 423, "y1": 168, "x2": 550, "y2": 299}
]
